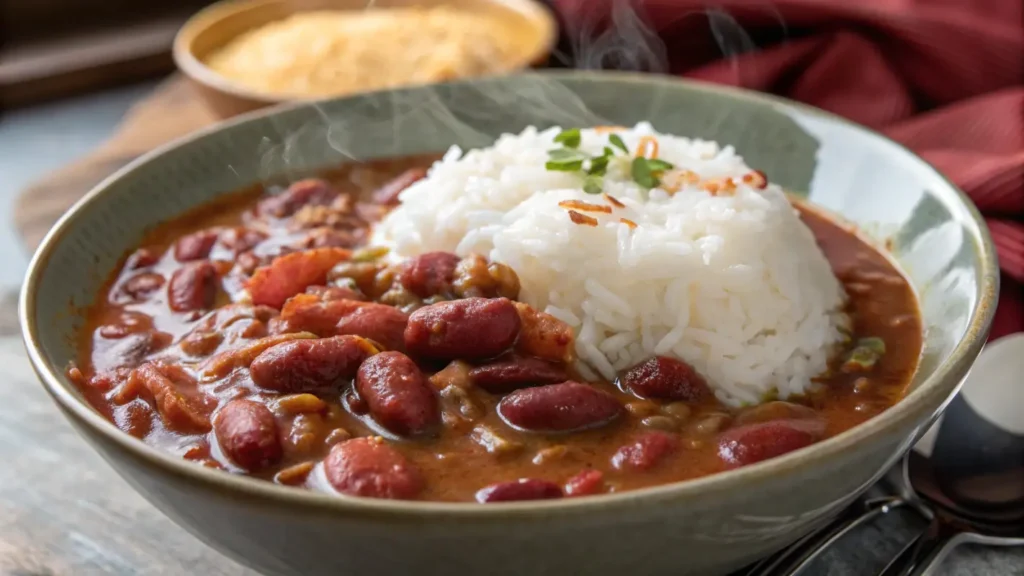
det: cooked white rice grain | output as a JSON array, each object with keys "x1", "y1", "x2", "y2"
[{"x1": 371, "y1": 123, "x2": 848, "y2": 406}]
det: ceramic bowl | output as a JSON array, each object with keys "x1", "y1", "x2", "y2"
[
  {"x1": 173, "y1": 0, "x2": 557, "y2": 118},
  {"x1": 21, "y1": 71, "x2": 998, "y2": 576}
]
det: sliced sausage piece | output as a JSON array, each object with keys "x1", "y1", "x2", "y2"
[
  {"x1": 405, "y1": 297, "x2": 520, "y2": 360},
  {"x1": 214, "y1": 399, "x2": 282, "y2": 471},
  {"x1": 398, "y1": 252, "x2": 460, "y2": 298},
  {"x1": 475, "y1": 479, "x2": 562, "y2": 503},
  {"x1": 250, "y1": 335, "x2": 378, "y2": 393},
  {"x1": 174, "y1": 229, "x2": 220, "y2": 262},
  {"x1": 356, "y1": 352, "x2": 439, "y2": 436},
  {"x1": 564, "y1": 469, "x2": 605, "y2": 497},
  {"x1": 128, "y1": 363, "x2": 213, "y2": 433},
  {"x1": 498, "y1": 381, "x2": 623, "y2": 433},
  {"x1": 246, "y1": 248, "x2": 351, "y2": 308},
  {"x1": 611, "y1": 431, "x2": 678, "y2": 471},
  {"x1": 468, "y1": 356, "x2": 568, "y2": 394},
  {"x1": 259, "y1": 179, "x2": 337, "y2": 217},
  {"x1": 512, "y1": 302, "x2": 575, "y2": 363},
  {"x1": 717, "y1": 420, "x2": 824, "y2": 469},
  {"x1": 324, "y1": 437, "x2": 423, "y2": 500},
  {"x1": 168, "y1": 261, "x2": 218, "y2": 312},
  {"x1": 620, "y1": 356, "x2": 712, "y2": 402}
]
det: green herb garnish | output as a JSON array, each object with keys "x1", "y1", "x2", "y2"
[
  {"x1": 546, "y1": 147, "x2": 588, "y2": 172},
  {"x1": 608, "y1": 134, "x2": 628, "y2": 153},
  {"x1": 546, "y1": 159, "x2": 584, "y2": 172},
  {"x1": 554, "y1": 128, "x2": 581, "y2": 148},
  {"x1": 545, "y1": 129, "x2": 675, "y2": 193},
  {"x1": 631, "y1": 157, "x2": 658, "y2": 188},
  {"x1": 587, "y1": 154, "x2": 610, "y2": 176},
  {"x1": 645, "y1": 158, "x2": 674, "y2": 172},
  {"x1": 548, "y1": 148, "x2": 588, "y2": 161}
]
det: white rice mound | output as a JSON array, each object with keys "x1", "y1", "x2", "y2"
[{"x1": 371, "y1": 123, "x2": 848, "y2": 406}]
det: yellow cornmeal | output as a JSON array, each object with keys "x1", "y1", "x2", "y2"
[{"x1": 206, "y1": 8, "x2": 521, "y2": 98}]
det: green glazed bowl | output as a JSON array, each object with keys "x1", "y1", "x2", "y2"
[{"x1": 20, "y1": 71, "x2": 998, "y2": 576}]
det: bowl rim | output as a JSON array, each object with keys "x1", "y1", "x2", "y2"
[
  {"x1": 20, "y1": 70, "x2": 999, "y2": 519},
  {"x1": 172, "y1": 0, "x2": 559, "y2": 106}
]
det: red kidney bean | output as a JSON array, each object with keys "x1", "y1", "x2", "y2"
[
  {"x1": 468, "y1": 356, "x2": 568, "y2": 394},
  {"x1": 214, "y1": 399, "x2": 282, "y2": 471},
  {"x1": 717, "y1": 420, "x2": 824, "y2": 469},
  {"x1": 174, "y1": 229, "x2": 220, "y2": 262},
  {"x1": 250, "y1": 335, "x2": 377, "y2": 393},
  {"x1": 475, "y1": 479, "x2": 562, "y2": 503},
  {"x1": 611, "y1": 431, "x2": 678, "y2": 471},
  {"x1": 303, "y1": 228, "x2": 365, "y2": 249},
  {"x1": 334, "y1": 302, "x2": 408, "y2": 351},
  {"x1": 356, "y1": 352, "x2": 439, "y2": 436},
  {"x1": 168, "y1": 262, "x2": 218, "y2": 312},
  {"x1": 733, "y1": 401, "x2": 821, "y2": 427},
  {"x1": 324, "y1": 437, "x2": 423, "y2": 500},
  {"x1": 125, "y1": 247, "x2": 160, "y2": 270},
  {"x1": 98, "y1": 311, "x2": 153, "y2": 339},
  {"x1": 121, "y1": 272, "x2": 165, "y2": 300},
  {"x1": 259, "y1": 179, "x2": 337, "y2": 217},
  {"x1": 564, "y1": 469, "x2": 605, "y2": 497},
  {"x1": 219, "y1": 227, "x2": 268, "y2": 255},
  {"x1": 620, "y1": 356, "x2": 712, "y2": 402},
  {"x1": 99, "y1": 332, "x2": 171, "y2": 373},
  {"x1": 405, "y1": 297, "x2": 521, "y2": 360},
  {"x1": 497, "y1": 381, "x2": 623, "y2": 433},
  {"x1": 371, "y1": 167, "x2": 428, "y2": 205},
  {"x1": 399, "y1": 252, "x2": 460, "y2": 298}
]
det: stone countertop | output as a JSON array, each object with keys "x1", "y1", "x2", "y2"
[{"x1": 1, "y1": 84, "x2": 1021, "y2": 576}]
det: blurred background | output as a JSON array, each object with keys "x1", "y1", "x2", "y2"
[{"x1": 1, "y1": 0, "x2": 214, "y2": 320}]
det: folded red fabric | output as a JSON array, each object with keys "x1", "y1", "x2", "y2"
[{"x1": 552, "y1": 0, "x2": 1023, "y2": 338}]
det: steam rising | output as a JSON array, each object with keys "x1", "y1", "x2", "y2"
[
  {"x1": 254, "y1": 0, "x2": 772, "y2": 179},
  {"x1": 562, "y1": 0, "x2": 668, "y2": 72}
]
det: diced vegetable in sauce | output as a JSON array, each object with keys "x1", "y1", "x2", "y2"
[
  {"x1": 841, "y1": 337, "x2": 886, "y2": 372},
  {"x1": 72, "y1": 155, "x2": 922, "y2": 502}
]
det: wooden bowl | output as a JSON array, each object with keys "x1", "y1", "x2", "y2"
[{"x1": 173, "y1": 0, "x2": 558, "y2": 118}]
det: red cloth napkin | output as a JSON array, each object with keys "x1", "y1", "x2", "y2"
[{"x1": 551, "y1": 0, "x2": 1023, "y2": 339}]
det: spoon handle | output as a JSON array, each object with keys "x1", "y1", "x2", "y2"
[
  {"x1": 876, "y1": 517, "x2": 952, "y2": 576},
  {"x1": 745, "y1": 497, "x2": 906, "y2": 576}
]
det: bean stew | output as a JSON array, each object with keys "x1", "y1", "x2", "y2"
[{"x1": 71, "y1": 156, "x2": 922, "y2": 502}]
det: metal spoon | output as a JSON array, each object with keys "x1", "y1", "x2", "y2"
[
  {"x1": 746, "y1": 333, "x2": 1024, "y2": 576},
  {"x1": 876, "y1": 333, "x2": 1024, "y2": 576}
]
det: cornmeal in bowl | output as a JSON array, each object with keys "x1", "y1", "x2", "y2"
[{"x1": 205, "y1": 8, "x2": 522, "y2": 98}]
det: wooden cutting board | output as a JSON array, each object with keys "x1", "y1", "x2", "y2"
[{"x1": 14, "y1": 75, "x2": 220, "y2": 250}]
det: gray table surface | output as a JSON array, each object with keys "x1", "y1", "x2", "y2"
[{"x1": 0, "y1": 83, "x2": 1020, "y2": 576}]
